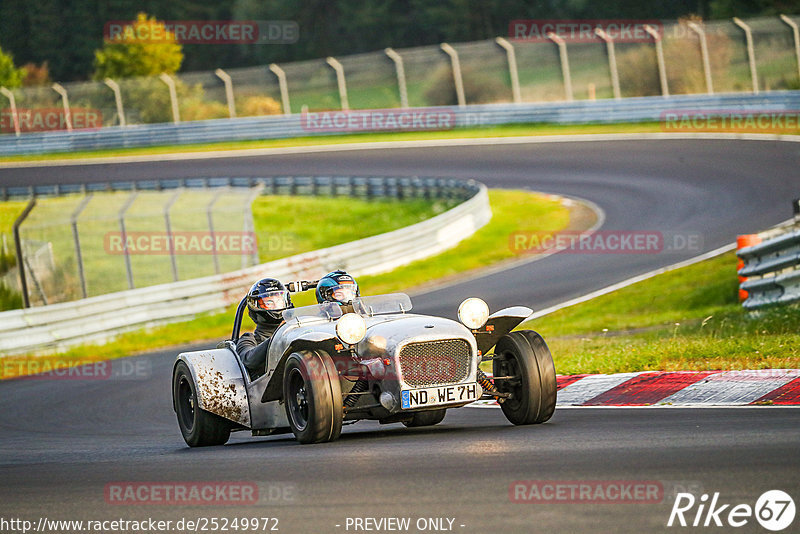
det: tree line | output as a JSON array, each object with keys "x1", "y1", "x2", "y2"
[{"x1": 0, "y1": 0, "x2": 796, "y2": 83}]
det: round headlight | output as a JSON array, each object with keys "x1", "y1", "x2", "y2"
[
  {"x1": 458, "y1": 297, "x2": 490, "y2": 330},
  {"x1": 335, "y1": 313, "x2": 367, "y2": 345}
]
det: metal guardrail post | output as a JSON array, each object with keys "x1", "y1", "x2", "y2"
[
  {"x1": 780, "y1": 15, "x2": 800, "y2": 84},
  {"x1": 215, "y1": 68, "x2": 237, "y2": 119},
  {"x1": 164, "y1": 190, "x2": 181, "y2": 282},
  {"x1": 0, "y1": 87, "x2": 20, "y2": 136},
  {"x1": 103, "y1": 78, "x2": 126, "y2": 127},
  {"x1": 595, "y1": 28, "x2": 621, "y2": 100},
  {"x1": 440, "y1": 43, "x2": 466, "y2": 107},
  {"x1": 119, "y1": 192, "x2": 138, "y2": 289},
  {"x1": 51, "y1": 83, "x2": 73, "y2": 131},
  {"x1": 384, "y1": 48, "x2": 409, "y2": 108},
  {"x1": 733, "y1": 18, "x2": 759, "y2": 94},
  {"x1": 13, "y1": 198, "x2": 36, "y2": 308},
  {"x1": 158, "y1": 73, "x2": 181, "y2": 124},
  {"x1": 644, "y1": 25, "x2": 669, "y2": 97},
  {"x1": 70, "y1": 194, "x2": 93, "y2": 299},
  {"x1": 268, "y1": 64, "x2": 291, "y2": 115},
  {"x1": 688, "y1": 22, "x2": 714, "y2": 95},
  {"x1": 495, "y1": 38, "x2": 522, "y2": 104},
  {"x1": 326, "y1": 57, "x2": 350, "y2": 111},
  {"x1": 547, "y1": 32, "x2": 573, "y2": 101}
]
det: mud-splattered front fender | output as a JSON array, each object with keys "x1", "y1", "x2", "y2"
[{"x1": 174, "y1": 348, "x2": 251, "y2": 428}]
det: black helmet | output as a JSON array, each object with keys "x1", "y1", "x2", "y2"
[
  {"x1": 246, "y1": 278, "x2": 292, "y2": 327},
  {"x1": 315, "y1": 270, "x2": 359, "y2": 305}
]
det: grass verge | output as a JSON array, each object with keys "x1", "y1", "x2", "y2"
[
  {"x1": 1, "y1": 189, "x2": 575, "y2": 378},
  {"x1": 520, "y1": 251, "x2": 800, "y2": 374}
]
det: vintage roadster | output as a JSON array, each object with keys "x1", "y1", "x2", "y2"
[{"x1": 172, "y1": 283, "x2": 557, "y2": 446}]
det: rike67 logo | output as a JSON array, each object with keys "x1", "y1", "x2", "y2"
[{"x1": 668, "y1": 490, "x2": 795, "y2": 531}]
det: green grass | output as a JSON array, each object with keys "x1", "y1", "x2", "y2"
[
  {"x1": 251, "y1": 195, "x2": 457, "y2": 262},
  {"x1": 1, "y1": 189, "x2": 574, "y2": 378},
  {"x1": 519, "y1": 251, "x2": 800, "y2": 374}
]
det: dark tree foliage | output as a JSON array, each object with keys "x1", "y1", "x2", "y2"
[{"x1": 0, "y1": 0, "x2": 795, "y2": 81}]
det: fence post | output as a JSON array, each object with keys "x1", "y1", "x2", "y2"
[
  {"x1": 0, "y1": 87, "x2": 20, "y2": 136},
  {"x1": 51, "y1": 83, "x2": 73, "y2": 131},
  {"x1": 733, "y1": 18, "x2": 759, "y2": 94},
  {"x1": 13, "y1": 197, "x2": 36, "y2": 308},
  {"x1": 243, "y1": 184, "x2": 264, "y2": 268},
  {"x1": 119, "y1": 192, "x2": 138, "y2": 289},
  {"x1": 268, "y1": 63, "x2": 291, "y2": 115},
  {"x1": 215, "y1": 68, "x2": 237, "y2": 118},
  {"x1": 595, "y1": 28, "x2": 621, "y2": 99},
  {"x1": 326, "y1": 57, "x2": 350, "y2": 111},
  {"x1": 71, "y1": 193, "x2": 93, "y2": 299},
  {"x1": 644, "y1": 25, "x2": 669, "y2": 97},
  {"x1": 547, "y1": 32, "x2": 573, "y2": 101},
  {"x1": 780, "y1": 15, "x2": 800, "y2": 84},
  {"x1": 164, "y1": 190, "x2": 181, "y2": 282},
  {"x1": 495, "y1": 37, "x2": 522, "y2": 104},
  {"x1": 384, "y1": 48, "x2": 409, "y2": 108},
  {"x1": 103, "y1": 78, "x2": 126, "y2": 127},
  {"x1": 158, "y1": 73, "x2": 181, "y2": 124},
  {"x1": 688, "y1": 22, "x2": 714, "y2": 95},
  {"x1": 440, "y1": 43, "x2": 466, "y2": 107},
  {"x1": 207, "y1": 193, "x2": 223, "y2": 275}
]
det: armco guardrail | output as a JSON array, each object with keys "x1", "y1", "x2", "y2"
[
  {"x1": 0, "y1": 180, "x2": 490, "y2": 354},
  {"x1": 738, "y1": 204, "x2": 800, "y2": 310},
  {"x1": 2, "y1": 92, "x2": 800, "y2": 157}
]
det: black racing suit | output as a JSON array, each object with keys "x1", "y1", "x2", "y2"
[{"x1": 236, "y1": 323, "x2": 279, "y2": 375}]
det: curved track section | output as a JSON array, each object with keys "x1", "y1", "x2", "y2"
[{"x1": 1, "y1": 137, "x2": 799, "y2": 533}]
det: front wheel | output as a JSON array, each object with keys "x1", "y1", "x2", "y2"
[
  {"x1": 283, "y1": 350, "x2": 343, "y2": 444},
  {"x1": 493, "y1": 330, "x2": 556, "y2": 425},
  {"x1": 173, "y1": 361, "x2": 231, "y2": 447},
  {"x1": 403, "y1": 409, "x2": 446, "y2": 428}
]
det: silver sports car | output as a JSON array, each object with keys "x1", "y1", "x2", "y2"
[{"x1": 172, "y1": 284, "x2": 557, "y2": 446}]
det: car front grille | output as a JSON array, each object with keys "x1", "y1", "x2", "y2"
[{"x1": 398, "y1": 339, "x2": 472, "y2": 388}]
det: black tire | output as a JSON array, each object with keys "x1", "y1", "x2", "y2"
[
  {"x1": 403, "y1": 409, "x2": 446, "y2": 428},
  {"x1": 173, "y1": 361, "x2": 231, "y2": 447},
  {"x1": 283, "y1": 350, "x2": 343, "y2": 444},
  {"x1": 493, "y1": 330, "x2": 557, "y2": 425}
]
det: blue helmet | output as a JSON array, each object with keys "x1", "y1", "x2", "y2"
[{"x1": 315, "y1": 270, "x2": 359, "y2": 305}]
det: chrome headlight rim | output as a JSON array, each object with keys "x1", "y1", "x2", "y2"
[
  {"x1": 457, "y1": 297, "x2": 490, "y2": 330},
  {"x1": 335, "y1": 312, "x2": 367, "y2": 345}
]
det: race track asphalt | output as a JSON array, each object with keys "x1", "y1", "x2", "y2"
[{"x1": 1, "y1": 137, "x2": 798, "y2": 533}]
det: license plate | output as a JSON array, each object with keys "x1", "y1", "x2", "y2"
[{"x1": 401, "y1": 382, "x2": 481, "y2": 409}]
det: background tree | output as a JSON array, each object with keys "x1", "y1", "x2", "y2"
[
  {"x1": 92, "y1": 13, "x2": 183, "y2": 80},
  {"x1": 0, "y1": 46, "x2": 24, "y2": 88}
]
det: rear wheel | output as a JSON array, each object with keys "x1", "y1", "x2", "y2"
[
  {"x1": 283, "y1": 350, "x2": 343, "y2": 444},
  {"x1": 403, "y1": 409, "x2": 446, "y2": 428},
  {"x1": 173, "y1": 361, "x2": 231, "y2": 447},
  {"x1": 493, "y1": 330, "x2": 556, "y2": 425}
]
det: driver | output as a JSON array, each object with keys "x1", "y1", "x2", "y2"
[
  {"x1": 237, "y1": 278, "x2": 293, "y2": 374},
  {"x1": 315, "y1": 270, "x2": 359, "y2": 308}
]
